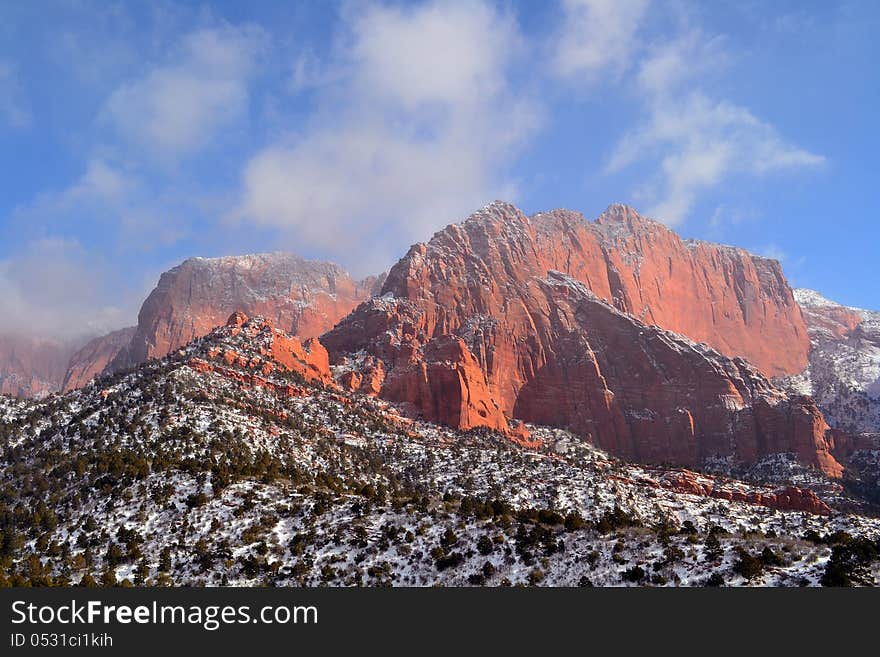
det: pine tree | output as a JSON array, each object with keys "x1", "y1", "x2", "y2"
[
  {"x1": 100, "y1": 567, "x2": 117, "y2": 587},
  {"x1": 159, "y1": 547, "x2": 172, "y2": 573},
  {"x1": 134, "y1": 559, "x2": 150, "y2": 585},
  {"x1": 704, "y1": 532, "x2": 723, "y2": 561},
  {"x1": 79, "y1": 572, "x2": 98, "y2": 587}
]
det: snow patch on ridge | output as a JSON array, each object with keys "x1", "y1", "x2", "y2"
[{"x1": 783, "y1": 289, "x2": 880, "y2": 432}]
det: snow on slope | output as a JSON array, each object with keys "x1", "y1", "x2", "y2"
[
  {"x1": 786, "y1": 289, "x2": 880, "y2": 433},
  {"x1": 2, "y1": 318, "x2": 880, "y2": 587},
  {"x1": 0, "y1": 394, "x2": 31, "y2": 422}
]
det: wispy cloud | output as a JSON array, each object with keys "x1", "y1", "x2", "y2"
[
  {"x1": 64, "y1": 159, "x2": 137, "y2": 205},
  {"x1": 602, "y1": 21, "x2": 824, "y2": 225},
  {"x1": 101, "y1": 25, "x2": 265, "y2": 158},
  {"x1": 11, "y1": 156, "x2": 199, "y2": 255},
  {"x1": 551, "y1": 0, "x2": 650, "y2": 79},
  {"x1": 609, "y1": 92, "x2": 825, "y2": 224},
  {"x1": 635, "y1": 29, "x2": 727, "y2": 95}
]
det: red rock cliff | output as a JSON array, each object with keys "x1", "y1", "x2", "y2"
[
  {"x1": 323, "y1": 202, "x2": 839, "y2": 476},
  {"x1": 62, "y1": 326, "x2": 136, "y2": 391},
  {"x1": 107, "y1": 253, "x2": 382, "y2": 374},
  {"x1": 377, "y1": 202, "x2": 808, "y2": 378}
]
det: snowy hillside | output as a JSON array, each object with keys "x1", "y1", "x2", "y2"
[
  {"x1": 2, "y1": 317, "x2": 879, "y2": 587},
  {"x1": 786, "y1": 289, "x2": 880, "y2": 434},
  {"x1": 0, "y1": 395, "x2": 31, "y2": 423}
]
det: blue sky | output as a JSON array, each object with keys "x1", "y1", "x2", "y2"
[{"x1": 0, "y1": 0, "x2": 877, "y2": 339}]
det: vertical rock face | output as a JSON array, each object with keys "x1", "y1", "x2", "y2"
[
  {"x1": 0, "y1": 335, "x2": 75, "y2": 398},
  {"x1": 592, "y1": 205, "x2": 809, "y2": 377},
  {"x1": 378, "y1": 202, "x2": 809, "y2": 378},
  {"x1": 783, "y1": 289, "x2": 880, "y2": 433},
  {"x1": 381, "y1": 335, "x2": 509, "y2": 432},
  {"x1": 107, "y1": 253, "x2": 382, "y2": 374},
  {"x1": 61, "y1": 327, "x2": 136, "y2": 391},
  {"x1": 323, "y1": 202, "x2": 840, "y2": 475}
]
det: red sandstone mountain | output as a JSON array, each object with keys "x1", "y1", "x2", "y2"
[
  {"x1": 61, "y1": 327, "x2": 137, "y2": 391},
  {"x1": 323, "y1": 202, "x2": 841, "y2": 476},
  {"x1": 370, "y1": 202, "x2": 808, "y2": 377},
  {"x1": 0, "y1": 253, "x2": 381, "y2": 398},
  {"x1": 106, "y1": 253, "x2": 382, "y2": 374}
]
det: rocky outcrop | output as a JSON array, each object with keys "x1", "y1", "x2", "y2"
[
  {"x1": 782, "y1": 289, "x2": 880, "y2": 434},
  {"x1": 186, "y1": 357, "x2": 313, "y2": 399},
  {"x1": 180, "y1": 313, "x2": 337, "y2": 405},
  {"x1": 200, "y1": 312, "x2": 334, "y2": 386},
  {"x1": 337, "y1": 356, "x2": 385, "y2": 396},
  {"x1": 323, "y1": 202, "x2": 840, "y2": 476},
  {"x1": 61, "y1": 327, "x2": 136, "y2": 391},
  {"x1": 108, "y1": 253, "x2": 381, "y2": 374},
  {"x1": 380, "y1": 335, "x2": 509, "y2": 432},
  {"x1": 638, "y1": 470, "x2": 833, "y2": 515}
]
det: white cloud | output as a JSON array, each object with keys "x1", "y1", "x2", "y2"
[
  {"x1": 14, "y1": 158, "x2": 139, "y2": 225},
  {"x1": 552, "y1": 0, "x2": 650, "y2": 79},
  {"x1": 236, "y1": 1, "x2": 539, "y2": 273},
  {"x1": 0, "y1": 60, "x2": 30, "y2": 128},
  {"x1": 101, "y1": 25, "x2": 265, "y2": 157},
  {"x1": 0, "y1": 238, "x2": 136, "y2": 339},
  {"x1": 607, "y1": 28, "x2": 824, "y2": 225},
  {"x1": 240, "y1": 124, "x2": 521, "y2": 253},
  {"x1": 11, "y1": 157, "x2": 199, "y2": 255},
  {"x1": 349, "y1": 2, "x2": 516, "y2": 109},
  {"x1": 635, "y1": 30, "x2": 727, "y2": 95},
  {"x1": 65, "y1": 159, "x2": 137, "y2": 204}
]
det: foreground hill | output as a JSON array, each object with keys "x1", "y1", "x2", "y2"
[{"x1": 1, "y1": 314, "x2": 878, "y2": 587}]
